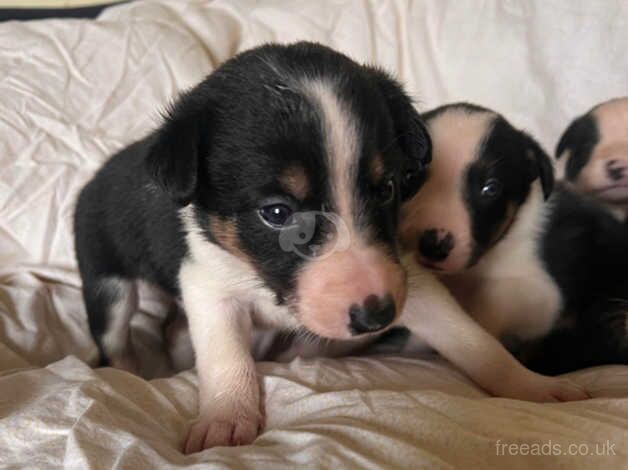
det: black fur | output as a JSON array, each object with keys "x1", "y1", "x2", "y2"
[
  {"x1": 74, "y1": 42, "x2": 431, "y2": 364},
  {"x1": 465, "y1": 116, "x2": 555, "y2": 263},
  {"x1": 366, "y1": 67, "x2": 432, "y2": 200},
  {"x1": 424, "y1": 103, "x2": 555, "y2": 266},
  {"x1": 388, "y1": 102, "x2": 628, "y2": 374},
  {"x1": 555, "y1": 113, "x2": 599, "y2": 181},
  {"x1": 519, "y1": 300, "x2": 628, "y2": 374},
  {"x1": 520, "y1": 184, "x2": 628, "y2": 373}
]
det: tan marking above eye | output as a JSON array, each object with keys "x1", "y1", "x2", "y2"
[
  {"x1": 279, "y1": 164, "x2": 310, "y2": 200},
  {"x1": 370, "y1": 153, "x2": 385, "y2": 185}
]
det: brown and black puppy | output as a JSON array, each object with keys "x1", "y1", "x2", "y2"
[
  {"x1": 393, "y1": 103, "x2": 627, "y2": 398},
  {"x1": 556, "y1": 97, "x2": 628, "y2": 220}
]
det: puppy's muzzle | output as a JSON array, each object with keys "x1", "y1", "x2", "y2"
[{"x1": 348, "y1": 294, "x2": 396, "y2": 335}]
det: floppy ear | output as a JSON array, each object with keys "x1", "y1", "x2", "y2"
[
  {"x1": 526, "y1": 138, "x2": 555, "y2": 200},
  {"x1": 366, "y1": 67, "x2": 432, "y2": 201},
  {"x1": 145, "y1": 101, "x2": 210, "y2": 206},
  {"x1": 555, "y1": 113, "x2": 599, "y2": 181}
]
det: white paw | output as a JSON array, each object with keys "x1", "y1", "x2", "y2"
[
  {"x1": 496, "y1": 371, "x2": 590, "y2": 402},
  {"x1": 530, "y1": 376, "x2": 591, "y2": 402},
  {"x1": 183, "y1": 406, "x2": 263, "y2": 453}
]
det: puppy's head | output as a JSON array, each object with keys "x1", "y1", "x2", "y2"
[
  {"x1": 146, "y1": 42, "x2": 431, "y2": 339},
  {"x1": 399, "y1": 103, "x2": 553, "y2": 273},
  {"x1": 556, "y1": 97, "x2": 628, "y2": 209}
]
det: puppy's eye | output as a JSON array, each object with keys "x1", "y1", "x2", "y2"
[
  {"x1": 259, "y1": 204, "x2": 293, "y2": 228},
  {"x1": 481, "y1": 179, "x2": 503, "y2": 199},
  {"x1": 379, "y1": 178, "x2": 395, "y2": 205}
]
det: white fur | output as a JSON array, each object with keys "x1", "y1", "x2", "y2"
[
  {"x1": 400, "y1": 109, "x2": 496, "y2": 270},
  {"x1": 398, "y1": 182, "x2": 587, "y2": 402},
  {"x1": 100, "y1": 277, "x2": 138, "y2": 369},
  {"x1": 302, "y1": 79, "x2": 363, "y2": 243},
  {"x1": 179, "y1": 206, "x2": 299, "y2": 332},
  {"x1": 446, "y1": 183, "x2": 563, "y2": 340},
  {"x1": 178, "y1": 206, "x2": 300, "y2": 451}
]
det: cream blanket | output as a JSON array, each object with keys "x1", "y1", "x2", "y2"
[{"x1": 1, "y1": 1, "x2": 626, "y2": 467}]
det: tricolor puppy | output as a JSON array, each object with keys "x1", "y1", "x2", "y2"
[
  {"x1": 556, "y1": 97, "x2": 628, "y2": 220},
  {"x1": 395, "y1": 103, "x2": 627, "y2": 400},
  {"x1": 74, "y1": 42, "x2": 431, "y2": 453}
]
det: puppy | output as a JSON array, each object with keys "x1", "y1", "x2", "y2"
[
  {"x1": 74, "y1": 42, "x2": 431, "y2": 452},
  {"x1": 556, "y1": 97, "x2": 628, "y2": 220},
  {"x1": 394, "y1": 103, "x2": 627, "y2": 398}
]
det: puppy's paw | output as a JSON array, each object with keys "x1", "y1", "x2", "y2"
[
  {"x1": 183, "y1": 408, "x2": 262, "y2": 454},
  {"x1": 534, "y1": 376, "x2": 590, "y2": 402},
  {"x1": 497, "y1": 371, "x2": 590, "y2": 402}
]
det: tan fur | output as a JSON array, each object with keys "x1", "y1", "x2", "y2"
[
  {"x1": 209, "y1": 216, "x2": 252, "y2": 264},
  {"x1": 370, "y1": 153, "x2": 385, "y2": 185},
  {"x1": 279, "y1": 164, "x2": 310, "y2": 200},
  {"x1": 180, "y1": 205, "x2": 306, "y2": 451}
]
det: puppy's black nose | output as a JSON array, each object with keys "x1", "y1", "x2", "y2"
[
  {"x1": 607, "y1": 160, "x2": 625, "y2": 182},
  {"x1": 419, "y1": 229, "x2": 454, "y2": 261},
  {"x1": 349, "y1": 294, "x2": 395, "y2": 335}
]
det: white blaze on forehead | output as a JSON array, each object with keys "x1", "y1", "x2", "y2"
[
  {"x1": 301, "y1": 79, "x2": 361, "y2": 237},
  {"x1": 593, "y1": 97, "x2": 628, "y2": 142},
  {"x1": 428, "y1": 108, "x2": 497, "y2": 185},
  {"x1": 576, "y1": 97, "x2": 628, "y2": 186},
  {"x1": 399, "y1": 107, "x2": 497, "y2": 267}
]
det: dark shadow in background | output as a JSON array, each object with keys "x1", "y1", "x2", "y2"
[{"x1": 0, "y1": 2, "x2": 128, "y2": 21}]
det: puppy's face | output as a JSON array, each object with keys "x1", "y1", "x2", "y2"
[
  {"x1": 399, "y1": 104, "x2": 553, "y2": 273},
  {"x1": 556, "y1": 97, "x2": 628, "y2": 208},
  {"x1": 147, "y1": 43, "x2": 431, "y2": 339}
]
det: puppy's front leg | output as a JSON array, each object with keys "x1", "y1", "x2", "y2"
[
  {"x1": 182, "y1": 291, "x2": 261, "y2": 453},
  {"x1": 401, "y1": 265, "x2": 589, "y2": 402}
]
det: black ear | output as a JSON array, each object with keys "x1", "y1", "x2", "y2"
[
  {"x1": 526, "y1": 138, "x2": 555, "y2": 200},
  {"x1": 366, "y1": 67, "x2": 432, "y2": 201},
  {"x1": 145, "y1": 101, "x2": 210, "y2": 206},
  {"x1": 555, "y1": 113, "x2": 599, "y2": 181}
]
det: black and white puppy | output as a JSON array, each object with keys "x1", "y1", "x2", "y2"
[
  {"x1": 74, "y1": 42, "x2": 431, "y2": 452},
  {"x1": 556, "y1": 96, "x2": 628, "y2": 220},
  {"x1": 395, "y1": 103, "x2": 627, "y2": 398}
]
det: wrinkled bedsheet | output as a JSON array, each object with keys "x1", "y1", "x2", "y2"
[{"x1": 0, "y1": 0, "x2": 627, "y2": 468}]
